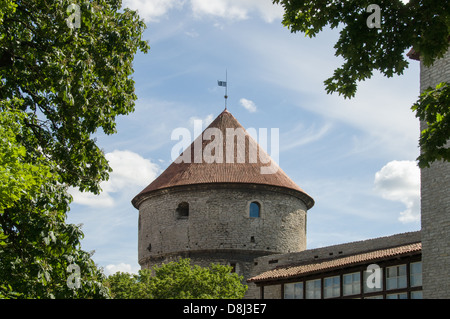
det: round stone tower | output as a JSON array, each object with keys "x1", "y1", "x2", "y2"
[{"x1": 132, "y1": 109, "x2": 314, "y2": 282}]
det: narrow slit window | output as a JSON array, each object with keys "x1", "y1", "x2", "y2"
[{"x1": 249, "y1": 201, "x2": 260, "y2": 218}]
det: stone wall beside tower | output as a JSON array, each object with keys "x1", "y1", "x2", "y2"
[{"x1": 418, "y1": 48, "x2": 450, "y2": 299}]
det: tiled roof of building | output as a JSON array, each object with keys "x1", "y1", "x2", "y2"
[
  {"x1": 132, "y1": 109, "x2": 314, "y2": 209},
  {"x1": 248, "y1": 242, "x2": 421, "y2": 283},
  {"x1": 407, "y1": 48, "x2": 420, "y2": 61}
]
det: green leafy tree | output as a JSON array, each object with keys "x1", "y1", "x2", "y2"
[
  {"x1": 412, "y1": 82, "x2": 450, "y2": 167},
  {"x1": 0, "y1": 107, "x2": 108, "y2": 298},
  {"x1": 0, "y1": 107, "x2": 53, "y2": 211},
  {"x1": 0, "y1": 0, "x2": 149, "y2": 298},
  {"x1": 273, "y1": 0, "x2": 449, "y2": 167},
  {"x1": 1, "y1": 0, "x2": 149, "y2": 192},
  {"x1": 105, "y1": 259, "x2": 248, "y2": 299},
  {"x1": 103, "y1": 271, "x2": 138, "y2": 299}
]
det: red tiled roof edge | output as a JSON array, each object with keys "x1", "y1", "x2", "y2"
[{"x1": 247, "y1": 242, "x2": 421, "y2": 283}]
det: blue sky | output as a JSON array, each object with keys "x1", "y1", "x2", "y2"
[{"x1": 67, "y1": 0, "x2": 421, "y2": 275}]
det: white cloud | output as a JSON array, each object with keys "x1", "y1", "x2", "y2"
[
  {"x1": 281, "y1": 122, "x2": 332, "y2": 151},
  {"x1": 69, "y1": 188, "x2": 115, "y2": 208},
  {"x1": 189, "y1": 113, "x2": 214, "y2": 128},
  {"x1": 122, "y1": 0, "x2": 185, "y2": 22},
  {"x1": 104, "y1": 263, "x2": 139, "y2": 276},
  {"x1": 239, "y1": 98, "x2": 257, "y2": 112},
  {"x1": 69, "y1": 150, "x2": 160, "y2": 208},
  {"x1": 184, "y1": 29, "x2": 199, "y2": 38},
  {"x1": 124, "y1": 0, "x2": 283, "y2": 23},
  {"x1": 374, "y1": 160, "x2": 420, "y2": 223},
  {"x1": 104, "y1": 150, "x2": 159, "y2": 191},
  {"x1": 248, "y1": 0, "x2": 284, "y2": 23},
  {"x1": 191, "y1": 0, "x2": 247, "y2": 20}
]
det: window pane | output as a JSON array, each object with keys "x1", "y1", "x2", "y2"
[
  {"x1": 284, "y1": 282, "x2": 303, "y2": 299},
  {"x1": 249, "y1": 202, "x2": 260, "y2": 218},
  {"x1": 306, "y1": 279, "x2": 321, "y2": 299},
  {"x1": 387, "y1": 278, "x2": 397, "y2": 290},
  {"x1": 386, "y1": 293, "x2": 407, "y2": 299},
  {"x1": 410, "y1": 262, "x2": 422, "y2": 287},
  {"x1": 365, "y1": 295, "x2": 383, "y2": 299},
  {"x1": 364, "y1": 268, "x2": 383, "y2": 292},
  {"x1": 386, "y1": 265, "x2": 407, "y2": 290},
  {"x1": 324, "y1": 276, "x2": 340, "y2": 298},
  {"x1": 284, "y1": 283, "x2": 294, "y2": 299},
  {"x1": 387, "y1": 267, "x2": 397, "y2": 277},
  {"x1": 343, "y1": 272, "x2": 360, "y2": 296},
  {"x1": 398, "y1": 265, "x2": 406, "y2": 276},
  {"x1": 411, "y1": 262, "x2": 422, "y2": 274},
  {"x1": 294, "y1": 282, "x2": 303, "y2": 298},
  {"x1": 411, "y1": 291, "x2": 423, "y2": 299},
  {"x1": 398, "y1": 276, "x2": 407, "y2": 289}
]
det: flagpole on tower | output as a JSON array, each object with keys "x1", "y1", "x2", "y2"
[
  {"x1": 225, "y1": 69, "x2": 228, "y2": 110},
  {"x1": 218, "y1": 70, "x2": 228, "y2": 110}
]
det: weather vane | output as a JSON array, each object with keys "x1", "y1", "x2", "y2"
[{"x1": 217, "y1": 70, "x2": 228, "y2": 110}]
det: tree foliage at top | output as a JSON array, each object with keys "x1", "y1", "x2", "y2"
[
  {"x1": 0, "y1": 106, "x2": 108, "y2": 298},
  {"x1": 1, "y1": 0, "x2": 149, "y2": 193},
  {"x1": 274, "y1": 0, "x2": 450, "y2": 167},
  {"x1": 0, "y1": 0, "x2": 149, "y2": 298}
]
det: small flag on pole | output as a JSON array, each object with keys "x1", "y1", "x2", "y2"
[{"x1": 218, "y1": 70, "x2": 228, "y2": 110}]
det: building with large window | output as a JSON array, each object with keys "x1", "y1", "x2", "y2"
[{"x1": 247, "y1": 231, "x2": 422, "y2": 299}]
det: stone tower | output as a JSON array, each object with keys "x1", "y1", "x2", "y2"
[
  {"x1": 409, "y1": 47, "x2": 450, "y2": 298},
  {"x1": 132, "y1": 109, "x2": 314, "y2": 285}
]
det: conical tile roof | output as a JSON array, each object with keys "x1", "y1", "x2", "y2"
[{"x1": 132, "y1": 109, "x2": 314, "y2": 209}]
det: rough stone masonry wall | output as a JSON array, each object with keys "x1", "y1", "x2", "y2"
[
  {"x1": 138, "y1": 184, "x2": 308, "y2": 292},
  {"x1": 419, "y1": 48, "x2": 450, "y2": 299}
]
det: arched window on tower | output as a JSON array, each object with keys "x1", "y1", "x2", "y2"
[
  {"x1": 176, "y1": 202, "x2": 189, "y2": 219},
  {"x1": 249, "y1": 201, "x2": 261, "y2": 218}
]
